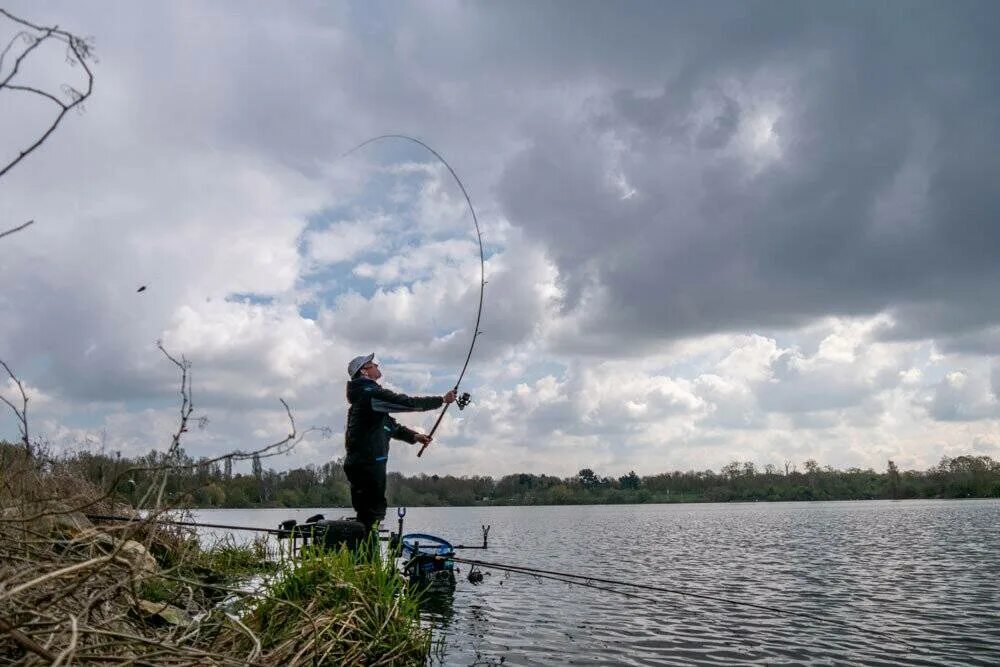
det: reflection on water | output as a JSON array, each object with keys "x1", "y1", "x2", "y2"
[
  {"x1": 196, "y1": 500, "x2": 1000, "y2": 666},
  {"x1": 417, "y1": 574, "x2": 458, "y2": 623}
]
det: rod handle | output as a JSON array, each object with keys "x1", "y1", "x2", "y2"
[{"x1": 417, "y1": 401, "x2": 452, "y2": 457}]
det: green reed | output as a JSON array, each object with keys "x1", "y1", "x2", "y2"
[{"x1": 217, "y1": 533, "x2": 430, "y2": 665}]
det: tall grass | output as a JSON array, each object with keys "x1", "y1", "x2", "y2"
[{"x1": 216, "y1": 535, "x2": 430, "y2": 665}]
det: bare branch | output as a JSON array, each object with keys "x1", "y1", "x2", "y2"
[
  {"x1": 0, "y1": 219, "x2": 34, "y2": 240},
  {"x1": 0, "y1": 358, "x2": 30, "y2": 458},
  {"x1": 0, "y1": 29, "x2": 32, "y2": 72},
  {"x1": 0, "y1": 614, "x2": 56, "y2": 662},
  {"x1": 6, "y1": 82, "x2": 65, "y2": 105},
  {"x1": 156, "y1": 341, "x2": 194, "y2": 457},
  {"x1": 0, "y1": 8, "x2": 96, "y2": 181}
]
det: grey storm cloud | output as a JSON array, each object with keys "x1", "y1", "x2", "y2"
[{"x1": 496, "y1": 1, "x2": 1000, "y2": 349}]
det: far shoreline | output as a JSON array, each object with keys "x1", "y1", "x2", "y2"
[{"x1": 190, "y1": 495, "x2": 1000, "y2": 511}]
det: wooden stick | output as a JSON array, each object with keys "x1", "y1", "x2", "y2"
[{"x1": 0, "y1": 614, "x2": 56, "y2": 663}]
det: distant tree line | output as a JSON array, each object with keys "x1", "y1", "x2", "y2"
[{"x1": 3, "y1": 441, "x2": 997, "y2": 508}]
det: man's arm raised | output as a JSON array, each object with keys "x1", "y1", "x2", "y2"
[{"x1": 369, "y1": 386, "x2": 455, "y2": 413}]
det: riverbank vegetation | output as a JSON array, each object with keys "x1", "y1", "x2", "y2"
[
  {"x1": 11, "y1": 441, "x2": 997, "y2": 508},
  {"x1": 2, "y1": 332, "x2": 430, "y2": 664},
  {"x1": 216, "y1": 540, "x2": 429, "y2": 664},
  {"x1": 0, "y1": 444, "x2": 429, "y2": 665}
]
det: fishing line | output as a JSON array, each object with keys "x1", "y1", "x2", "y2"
[
  {"x1": 447, "y1": 555, "x2": 921, "y2": 650},
  {"x1": 466, "y1": 563, "x2": 662, "y2": 605}
]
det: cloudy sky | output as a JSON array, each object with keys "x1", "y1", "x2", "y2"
[{"x1": 2, "y1": 1, "x2": 998, "y2": 478}]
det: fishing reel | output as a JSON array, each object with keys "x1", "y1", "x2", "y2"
[{"x1": 456, "y1": 392, "x2": 472, "y2": 410}]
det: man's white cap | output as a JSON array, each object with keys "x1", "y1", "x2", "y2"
[{"x1": 348, "y1": 353, "x2": 375, "y2": 378}]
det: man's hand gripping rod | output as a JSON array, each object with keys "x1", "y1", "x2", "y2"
[{"x1": 417, "y1": 390, "x2": 471, "y2": 457}]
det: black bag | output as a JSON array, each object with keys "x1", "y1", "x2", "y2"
[{"x1": 305, "y1": 519, "x2": 367, "y2": 551}]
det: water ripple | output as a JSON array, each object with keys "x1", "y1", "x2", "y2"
[
  {"x1": 406, "y1": 500, "x2": 1000, "y2": 665},
  {"x1": 193, "y1": 500, "x2": 999, "y2": 665}
]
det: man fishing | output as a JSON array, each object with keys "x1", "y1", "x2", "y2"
[{"x1": 344, "y1": 353, "x2": 456, "y2": 532}]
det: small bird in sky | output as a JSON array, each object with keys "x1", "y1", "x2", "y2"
[{"x1": 137, "y1": 285, "x2": 147, "y2": 293}]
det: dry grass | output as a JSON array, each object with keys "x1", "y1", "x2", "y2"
[
  {"x1": 1, "y1": 444, "x2": 242, "y2": 665},
  {"x1": 1, "y1": 446, "x2": 429, "y2": 666}
]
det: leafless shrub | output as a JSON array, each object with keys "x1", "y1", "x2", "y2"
[{"x1": 0, "y1": 344, "x2": 339, "y2": 665}]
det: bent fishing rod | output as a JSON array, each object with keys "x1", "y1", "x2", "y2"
[{"x1": 340, "y1": 135, "x2": 486, "y2": 457}]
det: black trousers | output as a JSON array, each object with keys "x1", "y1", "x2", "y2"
[{"x1": 344, "y1": 460, "x2": 387, "y2": 532}]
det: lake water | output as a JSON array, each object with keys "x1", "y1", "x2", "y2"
[{"x1": 195, "y1": 500, "x2": 1000, "y2": 666}]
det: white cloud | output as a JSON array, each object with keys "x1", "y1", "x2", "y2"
[
  {"x1": 2, "y1": 2, "x2": 998, "y2": 480},
  {"x1": 307, "y1": 218, "x2": 384, "y2": 265}
]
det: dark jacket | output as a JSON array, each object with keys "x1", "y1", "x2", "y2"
[{"x1": 344, "y1": 377, "x2": 444, "y2": 465}]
